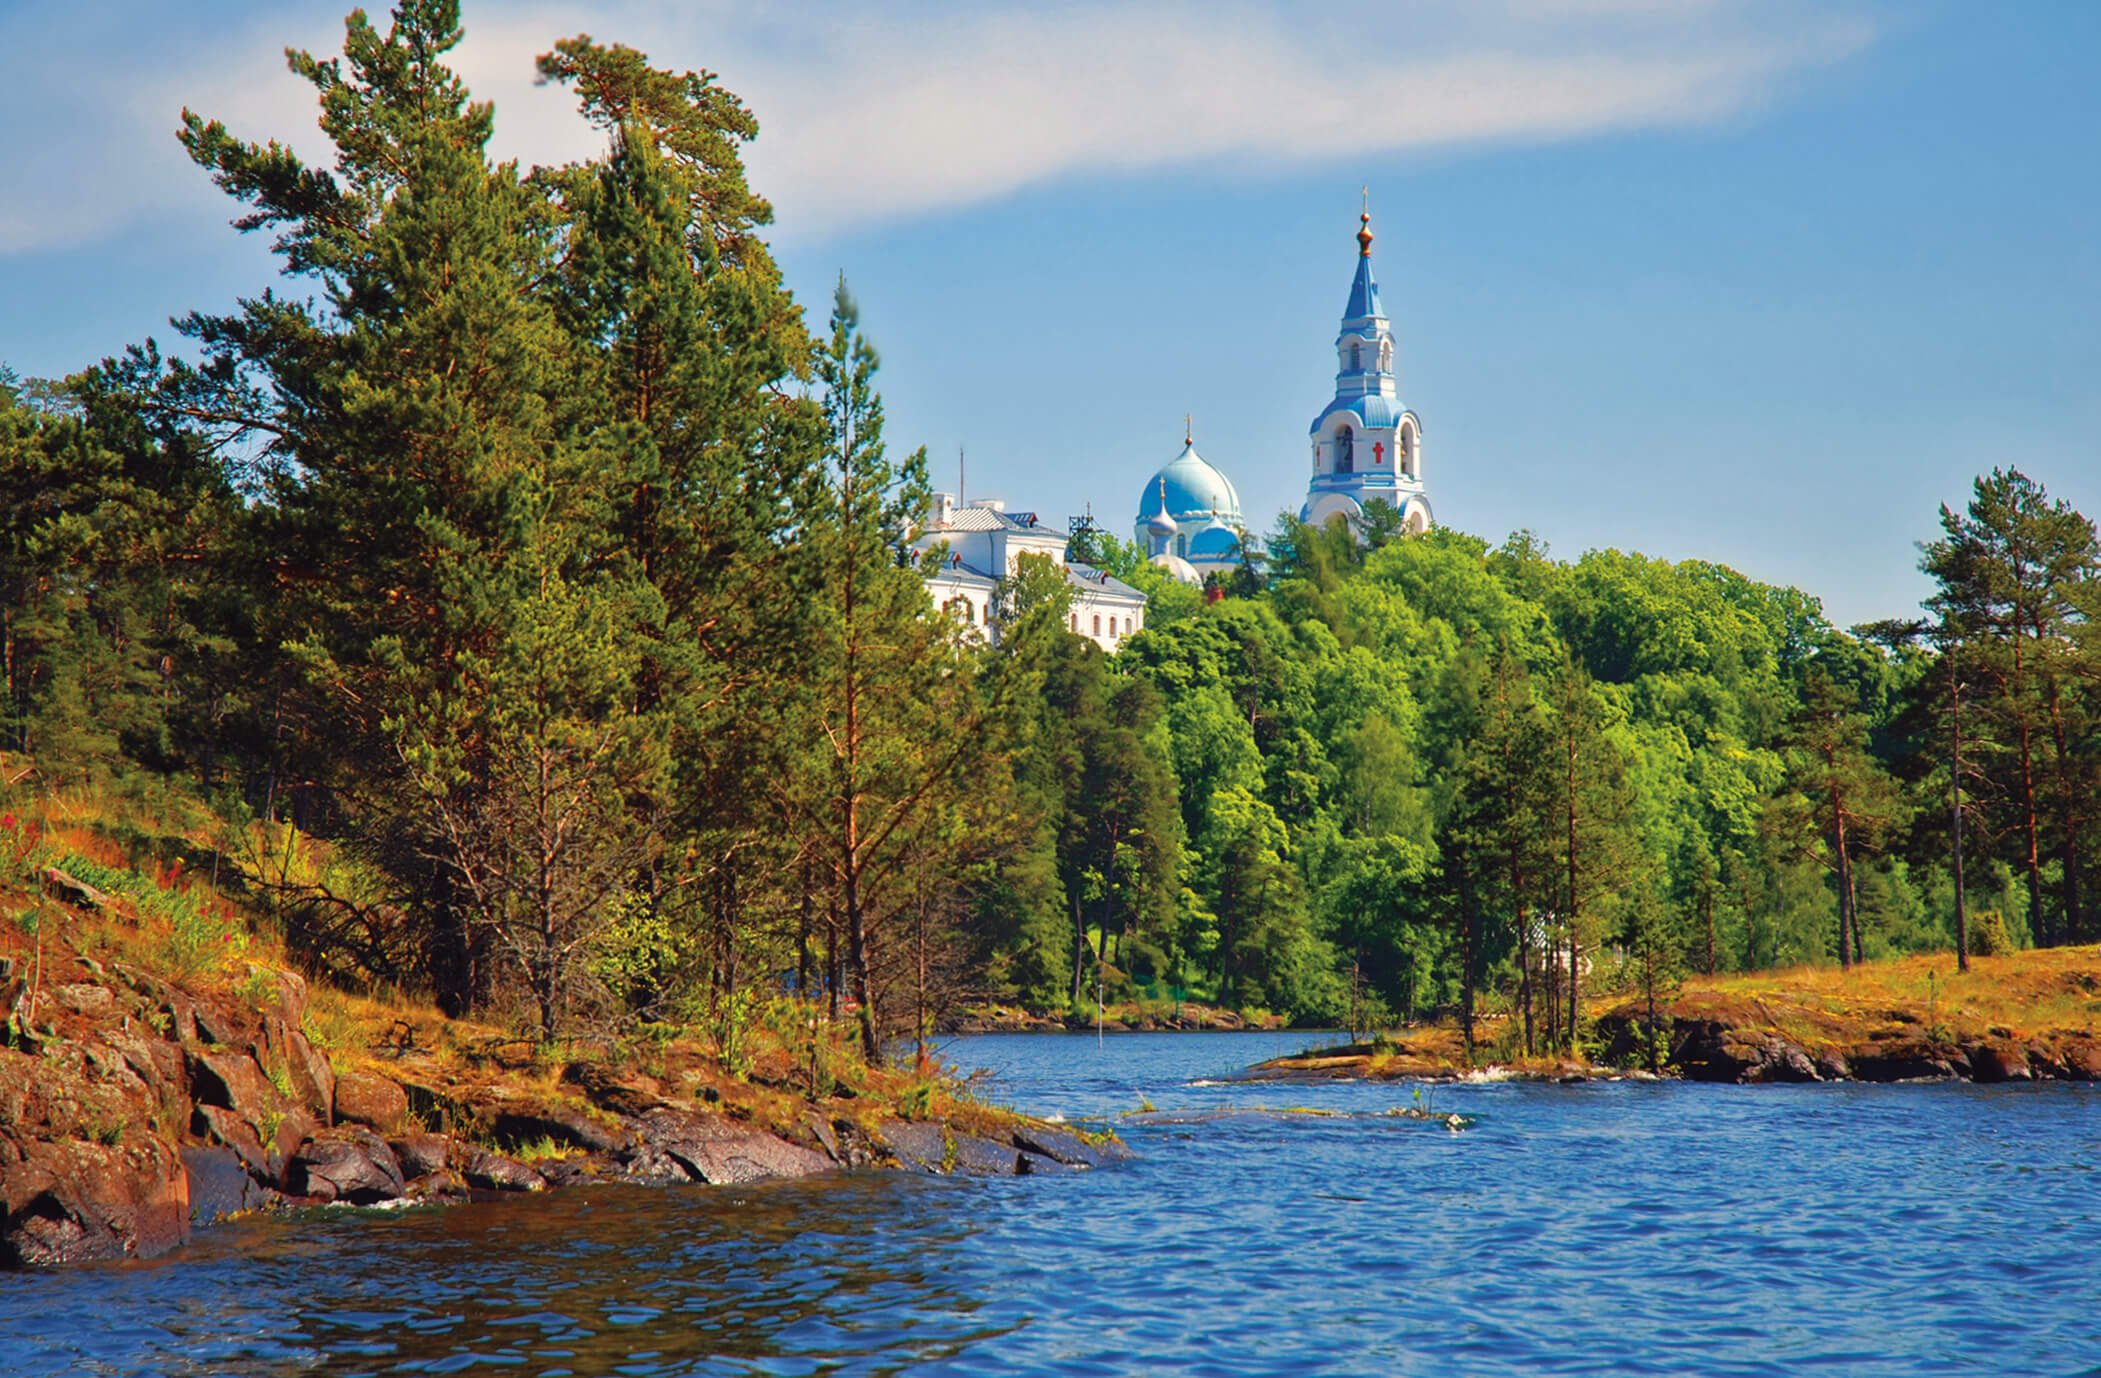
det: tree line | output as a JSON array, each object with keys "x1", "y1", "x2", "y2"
[{"x1": 4, "y1": 1, "x2": 2096, "y2": 1062}]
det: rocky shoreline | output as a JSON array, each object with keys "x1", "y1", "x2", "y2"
[
  {"x1": 0, "y1": 954, "x2": 1127, "y2": 1270},
  {"x1": 1246, "y1": 991, "x2": 2101, "y2": 1087}
]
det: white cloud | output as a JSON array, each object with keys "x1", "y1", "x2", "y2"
[{"x1": 0, "y1": 0, "x2": 1875, "y2": 255}]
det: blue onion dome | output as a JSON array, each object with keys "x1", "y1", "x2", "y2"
[
  {"x1": 1187, "y1": 525, "x2": 1242, "y2": 560},
  {"x1": 1137, "y1": 441, "x2": 1243, "y2": 526}
]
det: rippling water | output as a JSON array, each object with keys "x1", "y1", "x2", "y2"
[{"x1": 5, "y1": 1032, "x2": 2099, "y2": 1376}]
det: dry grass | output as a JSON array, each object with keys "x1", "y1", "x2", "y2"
[{"x1": 1672, "y1": 947, "x2": 2101, "y2": 1045}]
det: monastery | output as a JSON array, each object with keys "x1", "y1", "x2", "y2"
[{"x1": 920, "y1": 206, "x2": 1430, "y2": 652}]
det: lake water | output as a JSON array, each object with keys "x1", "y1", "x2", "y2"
[{"x1": 4, "y1": 1031, "x2": 2099, "y2": 1376}]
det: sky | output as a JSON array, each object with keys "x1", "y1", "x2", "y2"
[{"x1": 1, "y1": 0, "x2": 2095, "y2": 627}]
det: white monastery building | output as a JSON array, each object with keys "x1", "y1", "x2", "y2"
[
  {"x1": 917, "y1": 203, "x2": 1432, "y2": 636},
  {"x1": 915, "y1": 493, "x2": 1147, "y2": 653}
]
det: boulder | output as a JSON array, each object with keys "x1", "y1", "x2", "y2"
[
  {"x1": 181, "y1": 1145, "x2": 275, "y2": 1225},
  {"x1": 2059, "y1": 1037, "x2": 2101, "y2": 1081},
  {"x1": 39, "y1": 867, "x2": 110, "y2": 912},
  {"x1": 876, "y1": 1119, "x2": 1028, "y2": 1175},
  {"x1": 559, "y1": 1060, "x2": 664, "y2": 1116},
  {"x1": 390, "y1": 1133, "x2": 451, "y2": 1178},
  {"x1": 1, "y1": 1138, "x2": 190, "y2": 1266},
  {"x1": 1016, "y1": 1151, "x2": 1079, "y2": 1175},
  {"x1": 1968, "y1": 1040, "x2": 2032, "y2": 1084},
  {"x1": 261, "y1": 1021, "x2": 334, "y2": 1122},
  {"x1": 492, "y1": 1105, "x2": 629, "y2": 1155},
  {"x1": 187, "y1": 1049, "x2": 290, "y2": 1152},
  {"x1": 192, "y1": 1104, "x2": 270, "y2": 1179},
  {"x1": 1011, "y1": 1122, "x2": 1132, "y2": 1169},
  {"x1": 286, "y1": 1127, "x2": 405, "y2": 1205},
  {"x1": 334, "y1": 1070, "x2": 410, "y2": 1134},
  {"x1": 458, "y1": 1148, "x2": 545, "y2": 1194},
  {"x1": 627, "y1": 1108, "x2": 833, "y2": 1186},
  {"x1": 51, "y1": 984, "x2": 113, "y2": 1018}
]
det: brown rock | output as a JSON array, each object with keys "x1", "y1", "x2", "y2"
[
  {"x1": 1969, "y1": 1040, "x2": 2032, "y2": 1084},
  {"x1": 264, "y1": 1025, "x2": 335, "y2": 1122},
  {"x1": 193, "y1": 1104, "x2": 270, "y2": 1179},
  {"x1": 1, "y1": 1138, "x2": 190, "y2": 1266},
  {"x1": 2056, "y1": 1037, "x2": 2101, "y2": 1080},
  {"x1": 334, "y1": 1070, "x2": 410, "y2": 1133},
  {"x1": 390, "y1": 1133, "x2": 451, "y2": 1178},
  {"x1": 51, "y1": 984, "x2": 114, "y2": 1017},
  {"x1": 559, "y1": 1060, "x2": 664, "y2": 1116},
  {"x1": 458, "y1": 1148, "x2": 546, "y2": 1194},
  {"x1": 286, "y1": 1128, "x2": 405, "y2": 1205},
  {"x1": 187, "y1": 1049, "x2": 288, "y2": 1145},
  {"x1": 627, "y1": 1108, "x2": 834, "y2": 1185}
]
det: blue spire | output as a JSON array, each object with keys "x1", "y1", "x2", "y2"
[
  {"x1": 1343, "y1": 253, "x2": 1382, "y2": 323},
  {"x1": 1342, "y1": 204, "x2": 1382, "y2": 322}
]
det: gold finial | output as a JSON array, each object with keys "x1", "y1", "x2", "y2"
[
  {"x1": 1184, "y1": 413, "x2": 1193, "y2": 446},
  {"x1": 1358, "y1": 186, "x2": 1374, "y2": 258}
]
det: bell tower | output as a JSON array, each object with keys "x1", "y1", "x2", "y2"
[{"x1": 1301, "y1": 196, "x2": 1431, "y2": 535}]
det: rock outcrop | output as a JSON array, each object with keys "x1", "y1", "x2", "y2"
[{"x1": 1, "y1": 941, "x2": 1130, "y2": 1270}]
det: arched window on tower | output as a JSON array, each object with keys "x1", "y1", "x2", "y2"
[
  {"x1": 1336, "y1": 426, "x2": 1354, "y2": 475},
  {"x1": 1349, "y1": 341, "x2": 1361, "y2": 371},
  {"x1": 1379, "y1": 339, "x2": 1393, "y2": 371}
]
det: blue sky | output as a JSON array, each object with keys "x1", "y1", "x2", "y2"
[{"x1": 2, "y1": 0, "x2": 2095, "y2": 627}]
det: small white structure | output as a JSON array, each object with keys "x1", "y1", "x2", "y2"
[{"x1": 916, "y1": 494, "x2": 1147, "y2": 653}]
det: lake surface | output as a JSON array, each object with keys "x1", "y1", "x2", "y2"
[{"x1": 4, "y1": 1031, "x2": 2099, "y2": 1376}]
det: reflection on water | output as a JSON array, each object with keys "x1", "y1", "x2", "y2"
[{"x1": 3, "y1": 1032, "x2": 2098, "y2": 1377}]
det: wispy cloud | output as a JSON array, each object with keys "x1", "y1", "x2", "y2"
[{"x1": 0, "y1": 0, "x2": 1875, "y2": 255}]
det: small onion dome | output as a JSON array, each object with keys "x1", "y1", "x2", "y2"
[
  {"x1": 1147, "y1": 507, "x2": 1179, "y2": 539},
  {"x1": 1150, "y1": 552, "x2": 1202, "y2": 585}
]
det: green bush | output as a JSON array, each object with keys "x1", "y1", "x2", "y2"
[{"x1": 1968, "y1": 909, "x2": 2015, "y2": 957}]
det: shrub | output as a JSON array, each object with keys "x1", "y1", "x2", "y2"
[{"x1": 1968, "y1": 909, "x2": 2015, "y2": 958}]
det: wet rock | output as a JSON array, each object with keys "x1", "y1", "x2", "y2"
[
  {"x1": 334, "y1": 1070, "x2": 410, "y2": 1134},
  {"x1": 181, "y1": 1145, "x2": 274, "y2": 1225},
  {"x1": 628, "y1": 1108, "x2": 833, "y2": 1186},
  {"x1": 193, "y1": 1104, "x2": 270, "y2": 1179},
  {"x1": 390, "y1": 1132, "x2": 451, "y2": 1178},
  {"x1": 287, "y1": 1128, "x2": 405, "y2": 1205},
  {"x1": 1, "y1": 1138, "x2": 190, "y2": 1266},
  {"x1": 458, "y1": 1148, "x2": 545, "y2": 1194},
  {"x1": 876, "y1": 1120, "x2": 1027, "y2": 1176},
  {"x1": 404, "y1": 1171, "x2": 469, "y2": 1204},
  {"x1": 1016, "y1": 1151, "x2": 1079, "y2": 1175},
  {"x1": 2057, "y1": 1037, "x2": 2101, "y2": 1080},
  {"x1": 1969, "y1": 1041, "x2": 2032, "y2": 1084},
  {"x1": 1851, "y1": 1041, "x2": 1967, "y2": 1082},
  {"x1": 1011, "y1": 1122, "x2": 1131, "y2": 1169},
  {"x1": 877, "y1": 1119, "x2": 950, "y2": 1173}
]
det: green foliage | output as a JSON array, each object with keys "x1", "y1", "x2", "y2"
[{"x1": 1967, "y1": 909, "x2": 2015, "y2": 958}]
